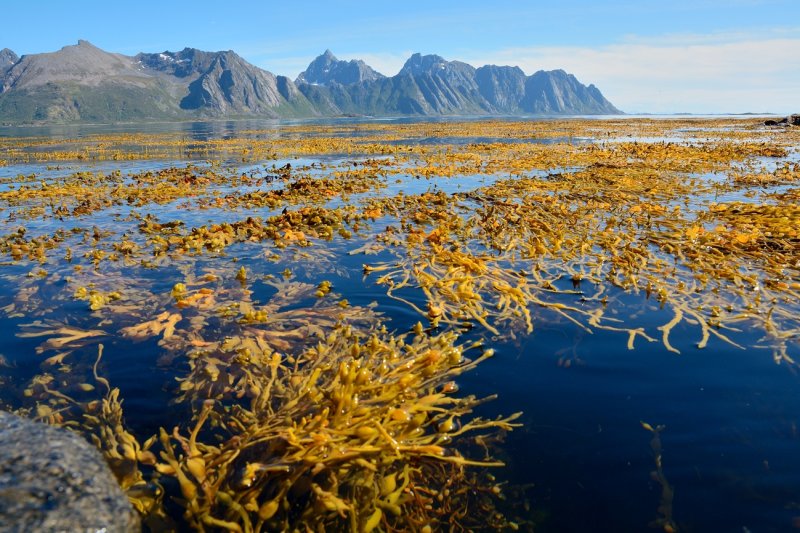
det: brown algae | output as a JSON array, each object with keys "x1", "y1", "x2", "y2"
[{"x1": 0, "y1": 118, "x2": 799, "y2": 530}]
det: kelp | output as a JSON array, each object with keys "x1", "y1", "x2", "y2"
[
  {"x1": 14, "y1": 267, "x2": 522, "y2": 531},
  {"x1": 19, "y1": 343, "x2": 173, "y2": 528},
  {"x1": 9, "y1": 253, "x2": 523, "y2": 529},
  {"x1": 160, "y1": 324, "x2": 520, "y2": 532},
  {"x1": 0, "y1": 118, "x2": 799, "y2": 530},
  {"x1": 641, "y1": 422, "x2": 677, "y2": 533}
]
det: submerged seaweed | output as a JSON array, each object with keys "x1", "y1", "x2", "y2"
[{"x1": 0, "y1": 117, "x2": 798, "y2": 531}]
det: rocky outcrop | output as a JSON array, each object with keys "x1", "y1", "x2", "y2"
[
  {"x1": 765, "y1": 114, "x2": 800, "y2": 126},
  {"x1": 0, "y1": 410, "x2": 139, "y2": 532}
]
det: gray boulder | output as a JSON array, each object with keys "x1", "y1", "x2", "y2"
[
  {"x1": 764, "y1": 114, "x2": 800, "y2": 126},
  {"x1": 0, "y1": 410, "x2": 139, "y2": 533}
]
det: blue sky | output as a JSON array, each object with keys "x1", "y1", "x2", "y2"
[{"x1": 3, "y1": 1, "x2": 799, "y2": 113}]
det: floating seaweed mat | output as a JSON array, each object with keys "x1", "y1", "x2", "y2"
[
  {"x1": 10, "y1": 256, "x2": 524, "y2": 530},
  {"x1": 1, "y1": 118, "x2": 799, "y2": 531}
]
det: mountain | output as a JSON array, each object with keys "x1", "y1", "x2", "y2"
[
  {"x1": 296, "y1": 52, "x2": 619, "y2": 116},
  {"x1": 2, "y1": 41, "x2": 147, "y2": 91},
  {"x1": 0, "y1": 41, "x2": 183, "y2": 122},
  {"x1": 298, "y1": 52, "x2": 490, "y2": 116},
  {"x1": 0, "y1": 41, "x2": 314, "y2": 123},
  {"x1": 393, "y1": 53, "x2": 489, "y2": 114},
  {"x1": 296, "y1": 50, "x2": 384, "y2": 86},
  {"x1": 136, "y1": 48, "x2": 312, "y2": 116},
  {"x1": 0, "y1": 43, "x2": 621, "y2": 124},
  {"x1": 521, "y1": 70, "x2": 616, "y2": 114}
]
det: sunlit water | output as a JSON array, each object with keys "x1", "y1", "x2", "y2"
[{"x1": 1, "y1": 118, "x2": 799, "y2": 532}]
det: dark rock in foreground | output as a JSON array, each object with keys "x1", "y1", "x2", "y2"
[{"x1": 0, "y1": 410, "x2": 139, "y2": 533}]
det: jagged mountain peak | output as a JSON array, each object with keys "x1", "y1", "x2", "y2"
[
  {"x1": 296, "y1": 50, "x2": 384, "y2": 86},
  {"x1": 0, "y1": 48, "x2": 17, "y2": 71},
  {"x1": 139, "y1": 48, "x2": 310, "y2": 116},
  {"x1": 136, "y1": 47, "x2": 249, "y2": 79}
]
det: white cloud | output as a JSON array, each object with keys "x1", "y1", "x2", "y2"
[{"x1": 464, "y1": 34, "x2": 800, "y2": 113}]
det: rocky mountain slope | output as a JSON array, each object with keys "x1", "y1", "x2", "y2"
[
  {"x1": 0, "y1": 42, "x2": 621, "y2": 123},
  {"x1": 297, "y1": 52, "x2": 619, "y2": 116},
  {"x1": 0, "y1": 41, "x2": 179, "y2": 122},
  {"x1": 0, "y1": 41, "x2": 313, "y2": 123},
  {"x1": 136, "y1": 48, "x2": 312, "y2": 116}
]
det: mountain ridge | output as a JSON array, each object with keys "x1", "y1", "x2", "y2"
[
  {"x1": 296, "y1": 51, "x2": 619, "y2": 116},
  {"x1": 0, "y1": 41, "x2": 621, "y2": 124}
]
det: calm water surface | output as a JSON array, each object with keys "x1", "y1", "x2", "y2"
[{"x1": 1, "y1": 119, "x2": 798, "y2": 532}]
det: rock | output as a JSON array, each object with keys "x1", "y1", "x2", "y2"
[
  {"x1": 765, "y1": 115, "x2": 800, "y2": 126},
  {"x1": 0, "y1": 410, "x2": 139, "y2": 533}
]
